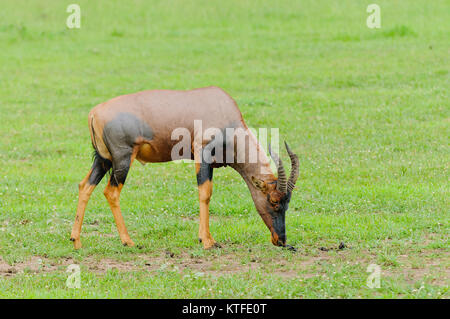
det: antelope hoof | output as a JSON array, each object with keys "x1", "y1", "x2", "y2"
[
  {"x1": 202, "y1": 238, "x2": 220, "y2": 250},
  {"x1": 122, "y1": 238, "x2": 135, "y2": 247},
  {"x1": 70, "y1": 237, "x2": 82, "y2": 250}
]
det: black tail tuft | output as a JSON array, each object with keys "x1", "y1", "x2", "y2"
[
  {"x1": 91, "y1": 148, "x2": 99, "y2": 162},
  {"x1": 92, "y1": 147, "x2": 112, "y2": 177}
]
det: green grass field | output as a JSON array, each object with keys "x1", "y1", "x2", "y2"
[{"x1": 0, "y1": 0, "x2": 448, "y2": 298}]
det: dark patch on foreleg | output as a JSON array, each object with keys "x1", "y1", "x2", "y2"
[
  {"x1": 196, "y1": 161, "x2": 213, "y2": 185},
  {"x1": 194, "y1": 149, "x2": 218, "y2": 249}
]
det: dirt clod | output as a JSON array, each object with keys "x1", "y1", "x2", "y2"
[
  {"x1": 165, "y1": 250, "x2": 175, "y2": 258},
  {"x1": 285, "y1": 245, "x2": 297, "y2": 252},
  {"x1": 319, "y1": 242, "x2": 347, "y2": 252}
]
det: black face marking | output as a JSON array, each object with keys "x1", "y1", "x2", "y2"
[
  {"x1": 272, "y1": 211, "x2": 286, "y2": 244},
  {"x1": 268, "y1": 192, "x2": 292, "y2": 245},
  {"x1": 88, "y1": 150, "x2": 112, "y2": 185},
  {"x1": 267, "y1": 192, "x2": 291, "y2": 216}
]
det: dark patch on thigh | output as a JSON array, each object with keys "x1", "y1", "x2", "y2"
[
  {"x1": 110, "y1": 163, "x2": 130, "y2": 186},
  {"x1": 103, "y1": 112, "x2": 153, "y2": 157},
  {"x1": 102, "y1": 113, "x2": 152, "y2": 186},
  {"x1": 109, "y1": 148, "x2": 133, "y2": 187}
]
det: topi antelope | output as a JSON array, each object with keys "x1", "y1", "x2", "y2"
[{"x1": 70, "y1": 86, "x2": 299, "y2": 250}]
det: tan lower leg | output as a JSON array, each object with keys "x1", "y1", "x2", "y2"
[
  {"x1": 70, "y1": 170, "x2": 95, "y2": 249},
  {"x1": 103, "y1": 183, "x2": 134, "y2": 246},
  {"x1": 198, "y1": 180, "x2": 216, "y2": 249}
]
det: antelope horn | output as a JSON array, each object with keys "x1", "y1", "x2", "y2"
[
  {"x1": 284, "y1": 141, "x2": 299, "y2": 193},
  {"x1": 269, "y1": 144, "x2": 287, "y2": 193}
]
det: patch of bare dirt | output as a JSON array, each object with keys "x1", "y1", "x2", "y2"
[
  {"x1": 0, "y1": 255, "x2": 148, "y2": 277},
  {"x1": 2, "y1": 247, "x2": 447, "y2": 285},
  {"x1": 0, "y1": 256, "x2": 64, "y2": 276},
  {"x1": 0, "y1": 250, "x2": 333, "y2": 279},
  {"x1": 385, "y1": 250, "x2": 450, "y2": 287}
]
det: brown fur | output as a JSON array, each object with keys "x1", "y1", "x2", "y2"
[{"x1": 71, "y1": 87, "x2": 285, "y2": 249}]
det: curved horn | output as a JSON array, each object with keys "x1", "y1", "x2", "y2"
[
  {"x1": 284, "y1": 141, "x2": 299, "y2": 193},
  {"x1": 269, "y1": 144, "x2": 287, "y2": 193}
]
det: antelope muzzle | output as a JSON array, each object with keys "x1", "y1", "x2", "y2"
[{"x1": 271, "y1": 213, "x2": 286, "y2": 246}]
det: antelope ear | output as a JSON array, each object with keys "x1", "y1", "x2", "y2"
[{"x1": 251, "y1": 176, "x2": 268, "y2": 193}]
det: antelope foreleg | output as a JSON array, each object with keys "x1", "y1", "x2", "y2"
[{"x1": 195, "y1": 161, "x2": 217, "y2": 249}]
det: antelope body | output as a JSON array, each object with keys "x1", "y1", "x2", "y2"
[{"x1": 70, "y1": 86, "x2": 299, "y2": 249}]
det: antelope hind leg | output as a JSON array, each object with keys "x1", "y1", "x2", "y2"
[
  {"x1": 70, "y1": 153, "x2": 111, "y2": 249},
  {"x1": 103, "y1": 148, "x2": 137, "y2": 247}
]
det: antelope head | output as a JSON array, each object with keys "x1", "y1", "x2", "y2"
[{"x1": 250, "y1": 142, "x2": 299, "y2": 248}]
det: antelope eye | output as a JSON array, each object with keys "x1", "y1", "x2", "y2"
[{"x1": 267, "y1": 194, "x2": 281, "y2": 210}]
